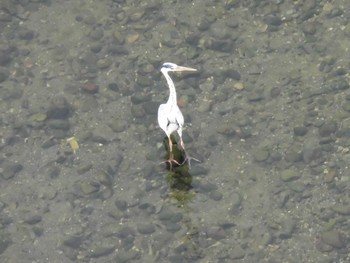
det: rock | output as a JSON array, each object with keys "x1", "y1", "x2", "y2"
[
  {"x1": 1, "y1": 162, "x2": 23, "y2": 180},
  {"x1": 89, "y1": 244, "x2": 115, "y2": 258},
  {"x1": 207, "y1": 226, "x2": 226, "y2": 240},
  {"x1": 319, "y1": 121, "x2": 337, "y2": 137},
  {"x1": 63, "y1": 235, "x2": 83, "y2": 249},
  {"x1": 229, "y1": 192, "x2": 242, "y2": 215},
  {"x1": 0, "y1": 231, "x2": 11, "y2": 254},
  {"x1": 0, "y1": 67, "x2": 9, "y2": 83},
  {"x1": 47, "y1": 96, "x2": 70, "y2": 119},
  {"x1": 321, "y1": 230, "x2": 344, "y2": 249},
  {"x1": 293, "y1": 126, "x2": 308, "y2": 136},
  {"x1": 24, "y1": 214, "x2": 42, "y2": 225},
  {"x1": 281, "y1": 169, "x2": 300, "y2": 182},
  {"x1": 231, "y1": 245, "x2": 245, "y2": 259},
  {"x1": 331, "y1": 204, "x2": 350, "y2": 215},
  {"x1": 47, "y1": 119, "x2": 70, "y2": 130},
  {"x1": 137, "y1": 223, "x2": 155, "y2": 234},
  {"x1": 209, "y1": 190, "x2": 223, "y2": 201},
  {"x1": 253, "y1": 149, "x2": 269, "y2": 162},
  {"x1": 80, "y1": 181, "x2": 100, "y2": 195},
  {"x1": 115, "y1": 249, "x2": 139, "y2": 263}
]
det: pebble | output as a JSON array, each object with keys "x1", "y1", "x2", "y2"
[
  {"x1": 231, "y1": 245, "x2": 246, "y2": 259},
  {"x1": 47, "y1": 96, "x2": 70, "y2": 119},
  {"x1": 109, "y1": 118, "x2": 127, "y2": 133},
  {"x1": 207, "y1": 226, "x2": 226, "y2": 240},
  {"x1": 209, "y1": 190, "x2": 223, "y2": 201},
  {"x1": 253, "y1": 149, "x2": 269, "y2": 162},
  {"x1": 280, "y1": 169, "x2": 300, "y2": 182},
  {"x1": 63, "y1": 235, "x2": 83, "y2": 249},
  {"x1": 229, "y1": 192, "x2": 242, "y2": 215},
  {"x1": 24, "y1": 214, "x2": 42, "y2": 225},
  {"x1": 82, "y1": 82, "x2": 99, "y2": 94},
  {"x1": 127, "y1": 34, "x2": 139, "y2": 43},
  {"x1": 321, "y1": 230, "x2": 344, "y2": 249},
  {"x1": 1, "y1": 162, "x2": 23, "y2": 180},
  {"x1": 47, "y1": 119, "x2": 70, "y2": 131},
  {"x1": 318, "y1": 121, "x2": 337, "y2": 137},
  {"x1": 137, "y1": 223, "x2": 155, "y2": 234},
  {"x1": 96, "y1": 58, "x2": 112, "y2": 69},
  {"x1": 79, "y1": 181, "x2": 100, "y2": 195},
  {"x1": 331, "y1": 204, "x2": 350, "y2": 215},
  {"x1": 115, "y1": 249, "x2": 139, "y2": 263},
  {"x1": 89, "y1": 244, "x2": 115, "y2": 258},
  {"x1": 0, "y1": 67, "x2": 9, "y2": 82},
  {"x1": 293, "y1": 126, "x2": 308, "y2": 136}
]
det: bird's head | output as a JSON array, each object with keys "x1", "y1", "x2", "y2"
[{"x1": 161, "y1": 62, "x2": 197, "y2": 73}]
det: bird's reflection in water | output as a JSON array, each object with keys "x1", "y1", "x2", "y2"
[{"x1": 161, "y1": 135, "x2": 193, "y2": 191}]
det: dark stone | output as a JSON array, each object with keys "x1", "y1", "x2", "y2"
[
  {"x1": 264, "y1": 15, "x2": 282, "y2": 26},
  {"x1": 24, "y1": 215, "x2": 42, "y2": 225},
  {"x1": 17, "y1": 28, "x2": 35, "y2": 40},
  {"x1": 47, "y1": 96, "x2": 70, "y2": 119},
  {"x1": 63, "y1": 235, "x2": 83, "y2": 249},
  {"x1": 293, "y1": 126, "x2": 308, "y2": 136},
  {"x1": 108, "y1": 83, "x2": 119, "y2": 92},
  {"x1": 0, "y1": 67, "x2": 9, "y2": 83},
  {"x1": 210, "y1": 39, "x2": 233, "y2": 53},
  {"x1": 318, "y1": 121, "x2": 337, "y2": 137},
  {"x1": 302, "y1": 147, "x2": 322, "y2": 163},
  {"x1": 143, "y1": 101, "x2": 159, "y2": 115}
]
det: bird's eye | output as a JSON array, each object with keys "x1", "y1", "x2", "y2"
[{"x1": 162, "y1": 63, "x2": 174, "y2": 69}]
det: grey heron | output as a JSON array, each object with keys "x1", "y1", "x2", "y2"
[{"x1": 158, "y1": 62, "x2": 199, "y2": 169}]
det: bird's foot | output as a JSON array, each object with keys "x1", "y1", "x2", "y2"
[
  {"x1": 181, "y1": 151, "x2": 201, "y2": 168},
  {"x1": 159, "y1": 152, "x2": 181, "y2": 170}
]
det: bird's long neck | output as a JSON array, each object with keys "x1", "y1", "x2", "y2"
[{"x1": 162, "y1": 70, "x2": 177, "y2": 106}]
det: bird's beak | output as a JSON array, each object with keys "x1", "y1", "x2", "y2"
[{"x1": 174, "y1": 66, "x2": 197, "y2": 72}]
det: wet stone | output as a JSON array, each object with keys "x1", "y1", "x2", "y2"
[
  {"x1": 229, "y1": 192, "x2": 242, "y2": 215},
  {"x1": 231, "y1": 245, "x2": 245, "y2": 260},
  {"x1": 0, "y1": 67, "x2": 9, "y2": 83},
  {"x1": 158, "y1": 206, "x2": 176, "y2": 221},
  {"x1": 47, "y1": 96, "x2": 70, "y2": 119},
  {"x1": 319, "y1": 121, "x2": 337, "y2": 137},
  {"x1": 24, "y1": 214, "x2": 42, "y2": 225},
  {"x1": 247, "y1": 92, "x2": 264, "y2": 102},
  {"x1": 278, "y1": 218, "x2": 296, "y2": 239},
  {"x1": 108, "y1": 83, "x2": 119, "y2": 92},
  {"x1": 302, "y1": 147, "x2": 322, "y2": 163},
  {"x1": 109, "y1": 119, "x2": 127, "y2": 133},
  {"x1": 47, "y1": 119, "x2": 70, "y2": 131},
  {"x1": 80, "y1": 181, "x2": 100, "y2": 195},
  {"x1": 293, "y1": 126, "x2": 308, "y2": 136},
  {"x1": 97, "y1": 58, "x2": 112, "y2": 69},
  {"x1": 280, "y1": 169, "x2": 300, "y2": 182},
  {"x1": 1, "y1": 162, "x2": 23, "y2": 180},
  {"x1": 253, "y1": 149, "x2": 269, "y2": 162},
  {"x1": 165, "y1": 222, "x2": 181, "y2": 233},
  {"x1": 137, "y1": 223, "x2": 155, "y2": 234},
  {"x1": 17, "y1": 27, "x2": 35, "y2": 40},
  {"x1": 209, "y1": 190, "x2": 223, "y2": 201},
  {"x1": 331, "y1": 204, "x2": 350, "y2": 215},
  {"x1": 0, "y1": 231, "x2": 11, "y2": 254},
  {"x1": 115, "y1": 249, "x2": 139, "y2": 263},
  {"x1": 89, "y1": 244, "x2": 115, "y2": 258},
  {"x1": 207, "y1": 226, "x2": 226, "y2": 240},
  {"x1": 63, "y1": 235, "x2": 83, "y2": 249},
  {"x1": 321, "y1": 230, "x2": 344, "y2": 249},
  {"x1": 142, "y1": 101, "x2": 159, "y2": 115}
]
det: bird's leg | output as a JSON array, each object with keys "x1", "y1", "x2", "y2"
[
  {"x1": 160, "y1": 137, "x2": 181, "y2": 170},
  {"x1": 179, "y1": 137, "x2": 200, "y2": 168}
]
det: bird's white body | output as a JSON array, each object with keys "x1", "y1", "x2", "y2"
[
  {"x1": 157, "y1": 62, "x2": 197, "y2": 166},
  {"x1": 157, "y1": 101, "x2": 184, "y2": 139}
]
